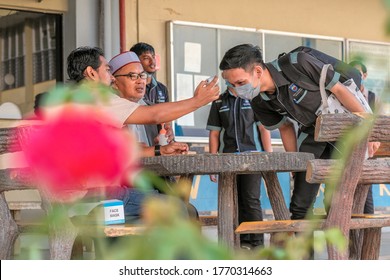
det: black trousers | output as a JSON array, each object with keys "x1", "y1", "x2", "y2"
[
  {"x1": 290, "y1": 131, "x2": 374, "y2": 219},
  {"x1": 364, "y1": 186, "x2": 374, "y2": 214},
  {"x1": 237, "y1": 174, "x2": 264, "y2": 246}
]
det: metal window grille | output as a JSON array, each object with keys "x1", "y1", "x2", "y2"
[
  {"x1": 0, "y1": 24, "x2": 24, "y2": 90},
  {"x1": 33, "y1": 15, "x2": 56, "y2": 84}
]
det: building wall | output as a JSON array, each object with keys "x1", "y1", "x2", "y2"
[
  {"x1": 0, "y1": 0, "x2": 67, "y2": 13},
  {"x1": 124, "y1": 0, "x2": 389, "y2": 85},
  {"x1": 0, "y1": 0, "x2": 68, "y2": 115},
  {"x1": 0, "y1": 0, "x2": 389, "y2": 114}
]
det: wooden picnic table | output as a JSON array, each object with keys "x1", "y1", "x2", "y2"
[
  {"x1": 0, "y1": 121, "x2": 314, "y2": 258},
  {"x1": 141, "y1": 152, "x2": 314, "y2": 248}
]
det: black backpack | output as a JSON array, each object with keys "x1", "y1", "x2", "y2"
[{"x1": 277, "y1": 46, "x2": 362, "y2": 91}]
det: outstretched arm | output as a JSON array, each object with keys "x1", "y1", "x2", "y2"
[{"x1": 125, "y1": 77, "x2": 220, "y2": 125}]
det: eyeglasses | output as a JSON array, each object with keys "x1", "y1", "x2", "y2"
[{"x1": 114, "y1": 72, "x2": 148, "y2": 80}]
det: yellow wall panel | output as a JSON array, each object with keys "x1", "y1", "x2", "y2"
[
  {"x1": 127, "y1": 0, "x2": 389, "y2": 85},
  {"x1": 0, "y1": 0, "x2": 67, "y2": 13}
]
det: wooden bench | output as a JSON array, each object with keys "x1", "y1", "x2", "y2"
[
  {"x1": 6, "y1": 201, "x2": 42, "y2": 255},
  {"x1": 8, "y1": 201, "x2": 42, "y2": 216},
  {"x1": 237, "y1": 214, "x2": 390, "y2": 234},
  {"x1": 235, "y1": 113, "x2": 390, "y2": 260},
  {"x1": 0, "y1": 121, "x2": 79, "y2": 260},
  {"x1": 77, "y1": 215, "x2": 219, "y2": 239}
]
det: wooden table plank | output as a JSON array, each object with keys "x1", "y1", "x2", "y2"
[
  {"x1": 315, "y1": 114, "x2": 390, "y2": 142},
  {"x1": 236, "y1": 217, "x2": 390, "y2": 234}
]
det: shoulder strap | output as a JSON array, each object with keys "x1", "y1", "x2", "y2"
[
  {"x1": 319, "y1": 64, "x2": 333, "y2": 113},
  {"x1": 278, "y1": 53, "x2": 319, "y2": 92}
]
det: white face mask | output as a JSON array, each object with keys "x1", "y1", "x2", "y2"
[{"x1": 226, "y1": 75, "x2": 261, "y2": 101}]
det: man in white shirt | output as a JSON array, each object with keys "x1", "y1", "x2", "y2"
[
  {"x1": 65, "y1": 46, "x2": 219, "y2": 218},
  {"x1": 109, "y1": 51, "x2": 190, "y2": 157}
]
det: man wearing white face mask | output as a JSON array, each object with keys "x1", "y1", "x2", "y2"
[
  {"x1": 225, "y1": 76, "x2": 261, "y2": 101},
  {"x1": 219, "y1": 44, "x2": 378, "y2": 221}
]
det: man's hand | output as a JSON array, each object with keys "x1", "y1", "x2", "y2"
[
  {"x1": 153, "y1": 123, "x2": 175, "y2": 145},
  {"x1": 193, "y1": 76, "x2": 220, "y2": 106},
  {"x1": 209, "y1": 174, "x2": 218, "y2": 182},
  {"x1": 164, "y1": 123, "x2": 174, "y2": 143},
  {"x1": 368, "y1": 141, "x2": 381, "y2": 158},
  {"x1": 160, "y1": 142, "x2": 189, "y2": 155}
]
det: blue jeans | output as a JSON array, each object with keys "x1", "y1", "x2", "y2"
[
  {"x1": 85, "y1": 186, "x2": 189, "y2": 219},
  {"x1": 85, "y1": 186, "x2": 159, "y2": 218}
]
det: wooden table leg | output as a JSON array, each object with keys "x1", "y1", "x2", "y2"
[
  {"x1": 0, "y1": 193, "x2": 19, "y2": 259},
  {"x1": 218, "y1": 172, "x2": 239, "y2": 249},
  {"x1": 261, "y1": 172, "x2": 290, "y2": 220},
  {"x1": 41, "y1": 195, "x2": 78, "y2": 260},
  {"x1": 262, "y1": 172, "x2": 291, "y2": 246},
  {"x1": 325, "y1": 142, "x2": 367, "y2": 260},
  {"x1": 350, "y1": 183, "x2": 370, "y2": 259},
  {"x1": 361, "y1": 227, "x2": 381, "y2": 260},
  {"x1": 10, "y1": 209, "x2": 21, "y2": 256}
]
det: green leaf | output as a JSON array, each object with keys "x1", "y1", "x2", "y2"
[{"x1": 324, "y1": 228, "x2": 347, "y2": 251}]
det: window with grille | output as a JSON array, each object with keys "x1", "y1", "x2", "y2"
[
  {"x1": 0, "y1": 12, "x2": 58, "y2": 91},
  {"x1": 0, "y1": 24, "x2": 24, "y2": 90},
  {"x1": 33, "y1": 15, "x2": 57, "y2": 84}
]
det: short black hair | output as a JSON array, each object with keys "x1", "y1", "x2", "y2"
[
  {"x1": 219, "y1": 44, "x2": 265, "y2": 72},
  {"x1": 130, "y1": 42, "x2": 155, "y2": 56},
  {"x1": 34, "y1": 92, "x2": 48, "y2": 117},
  {"x1": 349, "y1": 60, "x2": 367, "y2": 74},
  {"x1": 67, "y1": 46, "x2": 104, "y2": 82}
]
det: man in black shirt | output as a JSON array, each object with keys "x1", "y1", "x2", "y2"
[
  {"x1": 219, "y1": 44, "x2": 377, "y2": 220},
  {"x1": 207, "y1": 87, "x2": 272, "y2": 249}
]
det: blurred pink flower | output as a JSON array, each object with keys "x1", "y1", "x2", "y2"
[{"x1": 20, "y1": 105, "x2": 138, "y2": 198}]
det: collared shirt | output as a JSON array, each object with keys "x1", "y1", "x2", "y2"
[
  {"x1": 251, "y1": 52, "x2": 343, "y2": 133},
  {"x1": 206, "y1": 90, "x2": 263, "y2": 153},
  {"x1": 143, "y1": 76, "x2": 169, "y2": 104}
]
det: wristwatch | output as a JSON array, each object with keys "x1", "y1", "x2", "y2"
[{"x1": 154, "y1": 145, "x2": 161, "y2": 156}]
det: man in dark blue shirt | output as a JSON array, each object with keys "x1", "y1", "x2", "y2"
[
  {"x1": 130, "y1": 42, "x2": 172, "y2": 144},
  {"x1": 207, "y1": 87, "x2": 272, "y2": 250}
]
